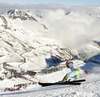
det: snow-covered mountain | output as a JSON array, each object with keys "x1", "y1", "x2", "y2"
[
  {"x1": 0, "y1": 7, "x2": 100, "y2": 77},
  {"x1": 0, "y1": 6, "x2": 100, "y2": 97},
  {"x1": 0, "y1": 9, "x2": 72, "y2": 72}
]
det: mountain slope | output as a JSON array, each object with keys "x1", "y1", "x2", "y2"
[{"x1": 0, "y1": 9, "x2": 71, "y2": 72}]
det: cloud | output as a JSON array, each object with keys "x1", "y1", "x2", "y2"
[
  {"x1": 43, "y1": 8, "x2": 100, "y2": 50},
  {"x1": 0, "y1": 3, "x2": 100, "y2": 51}
]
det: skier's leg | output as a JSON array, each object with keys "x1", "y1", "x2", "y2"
[
  {"x1": 73, "y1": 69, "x2": 80, "y2": 80},
  {"x1": 62, "y1": 72, "x2": 72, "y2": 81},
  {"x1": 62, "y1": 69, "x2": 80, "y2": 81}
]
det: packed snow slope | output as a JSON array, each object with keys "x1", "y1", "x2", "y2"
[
  {"x1": 0, "y1": 59, "x2": 100, "y2": 97},
  {"x1": 0, "y1": 6, "x2": 100, "y2": 97}
]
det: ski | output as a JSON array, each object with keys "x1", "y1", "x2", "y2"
[
  {"x1": 38, "y1": 81, "x2": 81, "y2": 87},
  {"x1": 39, "y1": 79, "x2": 86, "y2": 87}
]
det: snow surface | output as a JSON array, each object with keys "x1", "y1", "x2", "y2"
[
  {"x1": 0, "y1": 5, "x2": 100, "y2": 97},
  {"x1": 0, "y1": 60, "x2": 100, "y2": 97},
  {"x1": 1, "y1": 81, "x2": 99, "y2": 97}
]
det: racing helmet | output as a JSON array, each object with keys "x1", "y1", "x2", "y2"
[{"x1": 66, "y1": 61, "x2": 73, "y2": 68}]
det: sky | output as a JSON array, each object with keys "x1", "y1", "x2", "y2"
[{"x1": 0, "y1": 0, "x2": 100, "y2": 6}]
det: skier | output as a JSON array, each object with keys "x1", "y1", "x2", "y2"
[{"x1": 62, "y1": 60, "x2": 80, "y2": 81}]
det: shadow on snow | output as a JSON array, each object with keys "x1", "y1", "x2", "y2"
[
  {"x1": 80, "y1": 54, "x2": 100, "y2": 74},
  {"x1": 45, "y1": 55, "x2": 63, "y2": 68}
]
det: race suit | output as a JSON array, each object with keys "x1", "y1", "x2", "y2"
[{"x1": 63, "y1": 62, "x2": 80, "y2": 81}]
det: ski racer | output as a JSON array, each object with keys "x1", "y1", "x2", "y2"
[{"x1": 62, "y1": 60, "x2": 80, "y2": 81}]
